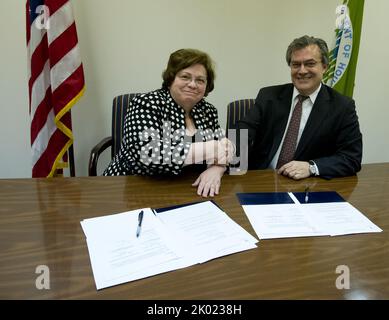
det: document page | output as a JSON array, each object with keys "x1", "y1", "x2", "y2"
[
  {"x1": 242, "y1": 203, "x2": 327, "y2": 239},
  {"x1": 305, "y1": 202, "x2": 383, "y2": 236},
  {"x1": 81, "y1": 209, "x2": 195, "y2": 290},
  {"x1": 157, "y1": 201, "x2": 258, "y2": 263}
]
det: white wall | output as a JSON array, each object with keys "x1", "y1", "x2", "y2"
[
  {"x1": 353, "y1": 0, "x2": 389, "y2": 164},
  {"x1": 0, "y1": 0, "x2": 387, "y2": 178}
]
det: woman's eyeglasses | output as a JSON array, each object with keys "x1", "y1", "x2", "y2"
[{"x1": 177, "y1": 74, "x2": 207, "y2": 86}]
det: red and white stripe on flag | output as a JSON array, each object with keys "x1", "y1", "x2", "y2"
[{"x1": 26, "y1": 0, "x2": 85, "y2": 177}]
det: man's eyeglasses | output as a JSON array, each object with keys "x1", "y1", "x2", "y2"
[
  {"x1": 290, "y1": 60, "x2": 320, "y2": 70},
  {"x1": 177, "y1": 74, "x2": 207, "y2": 86}
]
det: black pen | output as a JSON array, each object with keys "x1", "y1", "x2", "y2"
[
  {"x1": 136, "y1": 210, "x2": 144, "y2": 238},
  {"x1": 305, "y1": 187, "x2": 309, "y2": 203}
]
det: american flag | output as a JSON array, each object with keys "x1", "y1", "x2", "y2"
[{"x1": 26, "y1": 0, "x2": 85, "y2": 177}]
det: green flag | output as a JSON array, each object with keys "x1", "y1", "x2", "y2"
[{"x1": 323, "y1": 0, "x2": 365, "y2": 98}]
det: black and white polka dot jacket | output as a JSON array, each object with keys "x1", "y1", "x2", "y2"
[{"x1": 103, "y1": 88, "x2": 224, "y2": 176}]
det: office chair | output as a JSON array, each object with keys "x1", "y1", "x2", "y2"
[
  {"x1": 226, "y1": 99, "x2": 255, "y2": 130},
  {"x1": 226, "y1": 99, "x2": 255, "y2": 173},
  {"x1": 88, "y1": 93, "x2": 139, "y2": 176}
]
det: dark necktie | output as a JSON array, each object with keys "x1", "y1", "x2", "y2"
[{"x1": 276, "y1": 95, "x2": 309, "y2": 169}]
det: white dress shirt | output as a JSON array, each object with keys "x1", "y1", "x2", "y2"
[{"x1": 269, "y1": 84, "x2": 322, "y2": 169}]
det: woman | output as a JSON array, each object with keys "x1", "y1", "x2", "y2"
[{"x1": 103, "y1": 48, "x2": 234, "y2": 197}]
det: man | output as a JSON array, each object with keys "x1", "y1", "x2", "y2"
[{"x1": 237, "y1": 35, "x2": 362, "y2": 179}]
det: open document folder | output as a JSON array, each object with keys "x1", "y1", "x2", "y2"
[
  {"x1": 237, "y1": 191, "x2": 382, "y2": 240},
  {"x1": 81, "y1": 201, "x2": 258, "y2": 290}
]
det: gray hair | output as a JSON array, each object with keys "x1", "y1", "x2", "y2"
[{"x1": 286, "y1": 35, "x2": 329, "y2": 66}]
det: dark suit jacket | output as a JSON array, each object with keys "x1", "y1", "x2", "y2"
[{"x1": 237, "y1": 83, "x2": 362, "y2": 178}]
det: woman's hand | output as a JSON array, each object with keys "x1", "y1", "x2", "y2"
[{"x1": 192, "y1": 165, "x2": 227, "y2": 197}]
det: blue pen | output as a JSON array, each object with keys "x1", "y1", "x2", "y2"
[{"x1": 136, "y1": 210, "x2": 144, "y2": 238}]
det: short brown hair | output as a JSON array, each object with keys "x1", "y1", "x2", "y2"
[
  {"x1": 286, "y1": 35, "x2": 329, "y2": 66},
  {"x1": 162, "y1": 48, "x2": 215, "y2": 96}
]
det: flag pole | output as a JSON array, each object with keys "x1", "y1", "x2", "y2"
[{"x1": 68, "y1": 145, "x2": 76, "y2": 177}]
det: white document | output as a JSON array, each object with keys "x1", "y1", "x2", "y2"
[
  {"x1": 81, "y1": 201, "x2": 258, "y2": 290},
  {"x1": 157, "y1": 201, "x2": 258, "y2": 263},
  {"x1": 242, "y1": 203, "x2": 327, "y2": 239},
  {"x1": 81, "y1": 209, "x2": 195, "y2": 290},
  {"x1": 305, "y1": 202, "x2": 383, "y2": 236},
  {"x1": 241, "y1": 192, "x2": 382, "y2": 240}
]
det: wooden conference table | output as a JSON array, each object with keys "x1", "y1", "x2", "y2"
[{"x1": 1, "y1": 163, "x2": 389, "y2": 299}]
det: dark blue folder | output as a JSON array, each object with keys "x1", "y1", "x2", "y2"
[
  {"x1": 155, "y1": 200, "x2": 223, "y2": 213},
  {"x1": 237, "y1": 191, "x2": 345, "y2": 205},
  {"x1": 293, "y1": 191, "x2": 345, "y2": 204},
  {"x1": 237, "y1": 192, "x2": 294, "y2": 205}
]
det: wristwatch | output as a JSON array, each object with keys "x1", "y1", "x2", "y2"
[{"x1": 309, "y1": 160, "x2": 318, "y2": 176}]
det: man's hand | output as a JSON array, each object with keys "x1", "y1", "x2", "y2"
[
  {"x1": 185, "y1": 139, "x2": 235, "y2": 166},
  {"x1": 277, "y1": 161, "x2": 310, "y2": 180},
  {"x1": 192, "y1": 165, "x2": 226, "y2": 197},
  {"x1": 214, "y1": 138, "x2": 235, "y2": 165}
]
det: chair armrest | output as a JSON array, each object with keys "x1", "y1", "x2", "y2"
[{"x1": 88, "y1": 137, "x2": 112, "y2": 176}]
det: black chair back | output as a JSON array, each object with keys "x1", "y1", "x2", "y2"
[{"x1": 226, "y1": 99, "x2": 255, "y2": 130}]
